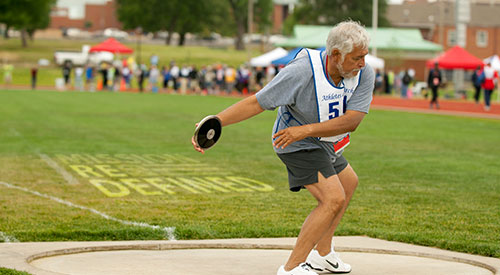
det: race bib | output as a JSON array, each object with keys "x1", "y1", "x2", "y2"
[{"x1": 300, "y1": 48, "x2": 360, "y2": 144}]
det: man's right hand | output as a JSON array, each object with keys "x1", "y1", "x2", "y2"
[{"x1": 191, "y1": 123, "x2": 205, "y2": 154}]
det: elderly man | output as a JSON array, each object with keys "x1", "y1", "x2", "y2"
[{"x1": 192, "y1": 20, "x2": 374, "y2": 275}]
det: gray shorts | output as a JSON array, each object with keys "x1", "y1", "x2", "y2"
[{"x1": 277, "y1": 149, "x2": 348, "y2": 192}]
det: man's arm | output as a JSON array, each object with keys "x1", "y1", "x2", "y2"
[
  {"x1": 272, "y1": 110, "x2": 365, "y2": 149},
  {"x1": 216, "y1": 95, "x2": 265, "y2": 126},
  {"x1": 192, "y1": 95, "x2": 265, "y2": 153}
]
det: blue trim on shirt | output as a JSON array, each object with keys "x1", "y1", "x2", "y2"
[
  {"x1": 305, "y1": 49, "x2": 321, "y2": 125},
  {"x1": 320, "y1": 50, "x2": 344, "y2": 89},
  {"x1": 273, "y1": 110, "x2": 303, "y2": 138}
]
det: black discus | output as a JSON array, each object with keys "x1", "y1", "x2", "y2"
[{"x1": 194, "y1": 115, "x2": 222, "y2": 149}]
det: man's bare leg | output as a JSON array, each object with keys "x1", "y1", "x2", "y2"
[
  {"x1": 315, "y1": 164, "x2": 359, "y2": 256},
  {"x1": 284, "y1": 172, "x2": 346, "y2": 271}
]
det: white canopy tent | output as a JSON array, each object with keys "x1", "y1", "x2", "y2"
[
  {"x1": 250, "y1": 47, "x2": 288, "y2": 67},
  {"x1": 484, "y1": 55, "x2": 500, "y2": 72},
  {"x1": 365, "y1": 54, "x2": 384, "y2": 69}
]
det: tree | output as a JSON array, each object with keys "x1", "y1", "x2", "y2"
[
  {"x1": 0, "y1": 0, "x2": 55, "y2": 46},
  {"x1": 226, "y1": 0, "x2": 272, "y2": 50},
  {"x1": 284, "y1": 0, "x2": 390, "y2": 34},
  {"x1": 117, "y1": 0, "x2": 272, "y2": 50},
  {"x1": 117, "y1": 0, "x2": 211, "y2": 46}
]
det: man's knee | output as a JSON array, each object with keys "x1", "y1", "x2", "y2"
[{"x1": 320, "y1": 192, "x2": 346, "y2": 214}]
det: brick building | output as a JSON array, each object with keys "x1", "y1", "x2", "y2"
[
  {"x1": 50, "y1": 0, "x2": 122, "y2": 31},
  {"x1": 272, "y1": 0, "x2": 298, "y2": 33},
  {"x1": 387, "y1": 0, "x2": 500, "y2": 59}
]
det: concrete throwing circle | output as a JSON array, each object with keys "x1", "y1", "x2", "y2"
[{"x1": 30, "y1": 249, "x2": 493, "y2": 275}]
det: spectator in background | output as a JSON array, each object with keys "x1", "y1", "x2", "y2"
[
  {"x1": 62, "y1": 62, "x2": 71, "y2": 90},
  {"x1": 384, "y1": 70, "x2": 394, "y2": 95},
  {"x1": 401, "y1": 69, "x2": 412, "y2": 98},
  {"x1": 189, "y1": 65, "x2": 200, "y2": 93},
  {"x1": 137, "y1": 64, "x2": 147, "y2": 93},
  {"x1": 149, "y1": 65, "x2": 160, "y2": 93},
  {"x1": 170, "y1": 62, "x2": 179, "y2": 92},
  {"x1": 85, "y1": 65, "x2": 94, "y2": 92},
  {"x1": 203, "y1": 65, "x2": 215, "y2": 95},
  {"x1": 427, "y1": 62, "x2": 442, "y2": 109},
  {"x1": 480, "y1": 62, "x2": 498, "y2": 111},
  {"x1": 255, "y1": 67, "x2": 265, "y2": 90},
  {"x1": 237, "y1": 65, "x2": 250, "y2": 94},
  {"x1": 150, "y1": 54, "x2": 159, "y2": 66},
  {"x1": 107, "y1": 65, "x2": 115, "y2": 91},
  {"x1": 113, "y1": 65, "x2": 121, "y2": 91},
  {"x1": 374, "y1": 69, "x2": 383, "y2": 93},
  {"x1": 179, "y1": 65, "x2": 190, "y2": 94},
  {"x1": 100, "y1": 63, "x2": 109, "y2": 91},
  {"x1": 161, "y1": 65, "x2": 170, "y2": 92},
  {"x1": 74, "y1": 66, "x2": 84, "y2": 91},
  {"x1": 31, "y1": 66, "x2": 38, "y2": 90},
  {"x1": 215, "y1": 65, "x2": 225, "y2": 93},
  {"x1": 266, "y1": 65, "x2": 276, "y2": 85},
  {"x1": 122, "y1": 66, "x2": 131, "y2": 89},
  {"x1": 472, "y1": 65, "x2": 483, "y2": 104},
  {"x1": 225, "y1": 66, "x2": 236, "y2": 94},
  {"x1": 3, "y1": 60, "x2": 13, "y2": 88}
]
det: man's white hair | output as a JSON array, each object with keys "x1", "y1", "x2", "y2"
[{"x1": 326, "y1": 20, "x2": 370, "y2": 61}]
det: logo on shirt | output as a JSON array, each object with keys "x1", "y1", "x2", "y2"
[
  {"x1": 344, "y1": 88, "x2": 355, "y2": 94},
  {"x1": 322, "y1": 93, "x2": 343, "y2": 102}
]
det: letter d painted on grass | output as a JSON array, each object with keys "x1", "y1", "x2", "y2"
[{"x1": 89, "y1": 179, "x2": 130, "y2": 197}]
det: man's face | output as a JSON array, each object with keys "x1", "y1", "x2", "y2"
[{"x1": 336, "y1": 45, "x2": 368, "y2": 78}]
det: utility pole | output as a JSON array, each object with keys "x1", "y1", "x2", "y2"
[
  {"x1": 247, "y1": 0, "x2": 254, "y2": 62},
  {"x1": 372, "y1": 0, "x2": 378, "y2": 56},
  {"x1": 453, "y1": 0, "x2": 470, "y2": 97}
]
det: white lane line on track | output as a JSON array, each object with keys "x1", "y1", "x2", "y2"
[
  {"x1": 0, "y1": 181, "x2": 176, "y2": 240},
  {"x1": 38, "y1": 153, "x2": 80, "y2": 185},
  {"x1": 0, "y1": 231, "x2": 19, "y2": 243}
]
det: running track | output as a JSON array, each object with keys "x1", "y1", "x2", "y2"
[{"x1": 371, "y1": 96, "x2": 500, "y2": 120}]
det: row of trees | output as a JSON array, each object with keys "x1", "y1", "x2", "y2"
[
  {"x1": 116, "y1": 0, "x2": 273, "y2": 50},
  {"x1": 0, "y1": 0, "x2": 389, "y2": 49},
  {"x1": 0, "y1": 0, "x2": 55, "y2": 47},
  {"x1": 116, "y1": 0, "x2": 389, "y2": 50}
]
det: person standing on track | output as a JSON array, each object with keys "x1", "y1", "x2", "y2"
[
  {"x1": 427, "y1": 62, "x2": 442, "y2": 109},
  {"x1": 192, "y1": 20, "x2": 374, "y2": 275},
  {"x1": 480, "y1": 62, "x2": 498, "y2": 111}
]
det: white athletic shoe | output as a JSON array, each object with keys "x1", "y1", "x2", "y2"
[
  {"x1": 277, "y1": 263, "x2": 318, "y2": 275},
  {"x1": 306, "y1": 249, "x2": 352, "y2": 274}
]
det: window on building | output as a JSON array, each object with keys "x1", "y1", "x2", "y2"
[
  {"x1": 476, "y1": 30, "x2": 488, "y2": 48},
  {"x1": 447, "y1": 30, "x2": 456, "y2": 46}
]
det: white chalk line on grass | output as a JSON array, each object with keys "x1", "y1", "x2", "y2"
[
  {"x1": 0, "y1": 231, "x2": 19, "y2": 243},
  {"x1": 7, "y1": 128, "x2": 78, "y2": 185},
  {"x1": 0, "y1": 181, "x2": 176, "y2": 240},
  {"x1": 38, "y1": 153, "x2": 80, "y2": 185}
]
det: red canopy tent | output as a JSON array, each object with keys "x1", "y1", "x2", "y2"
[
  {"x1": 426, "y1": 46, "x2": 483, "y2": 70},
  {"x1": 89, "y1": 38, "x2": 133, "y2": 54}
]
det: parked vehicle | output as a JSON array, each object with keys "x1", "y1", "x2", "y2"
[{"x1": 54, "y1": 45, "x2": 114, "y2": 66}]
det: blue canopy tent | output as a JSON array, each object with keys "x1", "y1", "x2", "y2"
[{"x1": 271, "y1": 47, "x2": 302, "y2": 66}]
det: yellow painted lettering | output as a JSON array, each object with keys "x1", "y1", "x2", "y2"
[
  {"x1": 95, "y1": 165, "x2": 127, "y2": 178},
  {"x1": 145, "y1": 178, "x2": 176, "y2": 194},
  {"x1": 178, "y1": 177, "x2": 230, "y2": 193},
  {"x1": 56, "y1": 154, "x2": 89, "y2": 165},
  {"x1": 89, "y1": 179, "x2": 130, "y2": 197},
  {"x1": 206, "y1": 177, "x2": 253, "y2": 192},
  {"x1": 165, "y1": 178, "x2": 201, "y2": 193},
  {"x1": 226, "y1": 177, "x2": 274, "y2": 192},
  {"x1": 120, "y1": 178, "x2": 162, "y2": 195},
  {"x1": 69, "y1": 165, "x2": 103, "y2": 178}
]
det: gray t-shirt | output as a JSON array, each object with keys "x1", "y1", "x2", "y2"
[{"x1": 256, "y1": 50, "x2": 374, "y2": 158}]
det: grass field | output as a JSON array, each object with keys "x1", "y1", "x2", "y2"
[{"x1": 0, "y1": 89, "x2": 499, "y2": 260}]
